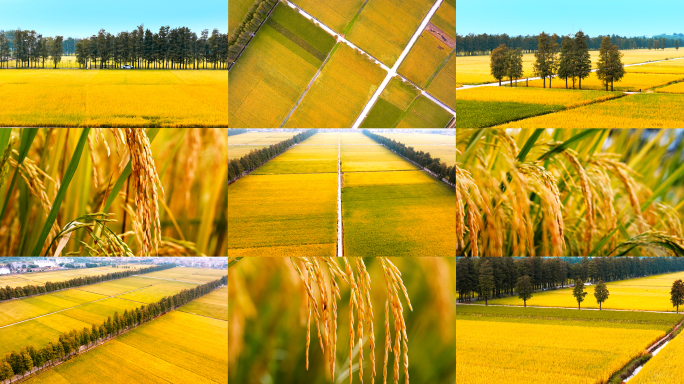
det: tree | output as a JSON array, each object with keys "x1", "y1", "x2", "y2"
[
  {"x1": 676, "y1": 39, "x2": 680, "y2": 51},
  {"x1": 22, "y1": 352, "x2": 33, "y2": 374},
  {"x1": 671, "y1": 279, "x2": 684, "y2": 314},
  {"x1": 557, "y1": 35, "x2": 575, "y2": 89},
  {"x1": 516, "y1": 275, "x2": 533, "y2": 307},
  {"x1": 654, "y1": 39, "x2": 660, "y2": 50},
  {"x1": 0, "y1": 359, "x2": 13, "y2": 381},
  {"x1": 661, "y1": 37, "x2": 666, "y2": 51},
  {"x1": 505, "y1": 47, "x2": 523, "y2": 86},
  {"x1": 574, "y1": 31, "x2": 592, "y2": 90},
  {"x1": 479, "y1": 260, "x2": 495, "y2": 305},
  {"x1": 490, "y1": 44, "x2": 508, "y2": 86},
  {"x1": 573, "y1": 279, "x2": 588, "y2": 309},
  {"x1": 50, "y1": 36, "x2": 63, "y2": 69},
  {"x1": 593, "y1": 280, "x2": 609, "y2": 310},
  {"x1": 533, "y1": 32, "x2": 552, "y2": 88},
  {"x1": 607, "y1": 44, "x2": 625, "y2": 91}
]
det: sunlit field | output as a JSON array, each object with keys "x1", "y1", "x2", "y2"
[{"x1": 0, "y1": 70, "x2": 228, "y2": 127}]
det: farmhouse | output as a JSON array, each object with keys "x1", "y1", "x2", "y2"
[{"x1": 0, "y1": 267, "x2": 10, "y2": 275}]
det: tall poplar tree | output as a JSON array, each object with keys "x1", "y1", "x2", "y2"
[
  {"x1": 557, "y1": 35, "x2": 575, "y2": 89},
  {"x1": 50, "y1": 36, "x2": 63, "y2": 69},
  {"x1": 490, "y1": 44, "x2": 508, "y2": 86},
  {"x1": 574, "y1": 31, "x2": 592, "y2": 90},
  {"x1": 533, "y1": 32, "x2": 552, "y2": 88}
]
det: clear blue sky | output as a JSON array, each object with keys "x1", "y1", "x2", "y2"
[
  {"x1": 457, "y1": 0, "x2": 683, "y2": 37},
  {"x1": 0, "y1": 0, "x2": 228, "y2": 38}
]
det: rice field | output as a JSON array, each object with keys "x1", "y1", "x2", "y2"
[
  {"x1": 375, "y1": 132, "x2": 455, "y2": 166},
  {"x1": 494, "y1": 93, "x2": 684, "y2": 128},
  {"x1": 179, "y1": 286, "x2": 228, "y2": 320},
  {"x1": 524, "y1": 72, "x2": 684, "y2": 91},
  {"x1": 284, "y1": 43, "x2": 387, "y2": 128},
  {"x1": 397, "y1": 0, "x2": 456, "y2": 88},
  {"x1": 456, "y1": 305, "x2": 680, "y2": 384},
  {"x1": 426, "y1": 54, "x2": 456, "y2": 109},
  {"x1": 228, "y1": 131, "x2": 455, "y2": 256},
  {"x1": 657, "y1": 81, "x2": 684, "y2": 94},
  {"x1": 456, "y1": 87, "x2": 623, "y2": 107},
  {"x1": 345, "y1": 0, "x2": 435, "y2": 66},
  {"x1": 626, "y1": 58, "x2": 684, "y2": 74},
  {"x1": 631, "y1": 329, "x2": 684, "y2": 384},
  {"x1": 25, "y1": 310, "x2": 227, "y2": 384},
  {"x1": 0, "y1": 128, "x2": 227, "y2": 256},
  {"x1": 0, "y1": 267, "x2": 222, "y2": 357},
  {"x1": 457, "y1": 128, "x2": 684, "y2": 256},
  {"x1": 0, "y1": 71, "x2": 227, "y2": 127},
  {"x1": 489, "y1": 271, "x2": 684, "y2": 311}
]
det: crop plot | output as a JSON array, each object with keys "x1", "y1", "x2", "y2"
[
  {"x1": 626, "y1": 59, "x2": 684, "y2": 74},
  {"x1": 426, "y1": 53, "x2": 455, "y2": 109},
  {"x1": 26, "y1": 310, "x2": 227, "y2": 384},
  {"x1": 398, "y1": 0, "x2": 455, "y2": 88},
  {"x1": 291, "y1": 0, "x2": 366, "y2": 33},
  {"x1": 376, "y1": 132, "x2": 455, "y2": 166},
  {"x1": 75, "y1": 276, "x2": 159, "y2": 296},
  {"x1": 284, "y1": 43, "x2": 386, "y2": 128},
  {"x1": 345, "y1": 0, "x2": 435, "y2": 66},
  {"x1": 253, "y1": 144, "x2": 338, "y2": 174},
  {"x1": 229, "y1": 0, "x2": 256, "y2": 32},
  {"x1": 495, "y1": 93, "x2": 684, "y2": 128},
  {"x1": 631, "y1": 328, "x2": 684, "y2": 384},
  {"x1": 457, "y1": 305, "x2": 680, "y2": 384},
  {"x1": 0, "y1": 70, "x2": 228, "y2": 127},
  {"x1": 117, "y1": 281, "x2": 200, "y2": 304},
  {"x1": 229, "y1": 3, "x2": 337, "y2": 128},
  {"x1": 179, "y1": 286, "x2": 228, "y2": 321},
  {"x1": 524, "y1": 72, "x2": 684, "y2": 91},
  {"x1": 360, "y1": 78, "x2": 452, "y2": 128},
  {"x1": 657, "y1": 81, "x2": 684, "y2": 93}
]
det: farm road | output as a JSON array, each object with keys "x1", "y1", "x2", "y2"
[
  {"x1": 0, "y1": 272, "x2": 204, "y2": 330},
  {"x1": 282, "y1": 0, "x2": 455, "y2": 127}
]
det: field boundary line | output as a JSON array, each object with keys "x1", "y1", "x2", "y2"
[{"x1": 337, "y1": 133, "x2": 343, "y2": 257}]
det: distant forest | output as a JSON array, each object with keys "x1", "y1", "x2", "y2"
[
  {"x1": 457, "y1": 33, "x2": 684, "y2": 56},
  {"x1": 0, "y1": 26, "x2": 228, "y2": 69}
]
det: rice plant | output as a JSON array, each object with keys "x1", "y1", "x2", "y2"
[
  {"x1": 0, "y1": 128, "x2": 227, "y2": 256},
  {"x1": 228, "y1": 257, "x2": 455, "y2": 384},
  {"x1": 457, "y1": 129, "x2": 684, "y2": 256}
]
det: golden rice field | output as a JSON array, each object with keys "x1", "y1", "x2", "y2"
[
  {"x1": 456, "y1": 86, "x2": 623, "y2": 107},
  {"x1": 457, "y1": 48, "x2": 684, "y2": 84},
  {"x1": 375, "y1": 132, "x2": 455, "y2": 166},
  {"x1": 657, "y1": 81, "x2": 684, "y2": 94},
  {"x1": 0, "y1": 70, "x2": 228, "y2": 127},
  {"x1": 626, "y1": 58, "x2": 684, "y2": 74},
  {"x1": 631, "y1": 330, "x2": 684, "y2": 384},
  {"x1": 494, "y1": 93, "x2": 684, "y2": 128},
  {"x1": 524, "y1": 72, "x2": 684, "y2": 91},
  {"x1": 488, "y1": 271, "x2": 684, "y2": 311},
  {"x1": 457, "y1": 317, "x2": 665, "y2": 384}
]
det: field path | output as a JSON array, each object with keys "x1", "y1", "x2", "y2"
[
  {"x1": 337, "y1": 133, "x2": 343, "y2": 257},
  {"x1": 0, "y1": 272, "x2": 204, "y2": 330}
]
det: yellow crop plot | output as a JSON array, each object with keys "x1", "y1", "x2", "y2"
[
  {"x1": 456, "y1": 87, "x2": 623, "y2": 107},
  {"x1": 489, "y1": 271, "x2": 684, "y2": 311},
  {"x1": 626, "y1": 58, "x2": 684, "y2": 74},
  {"x1": 524, "y1": 72, "x2": 684, "y2": 91},
  {"x1": 630, "y1": 331, "x2": 684, "y2": 384},
  {"x1": 495, "y1": 93, "x2": 684, "y2": 128},
  {"x1": 0, "y1": 70, "x2": 227, "y2": 127},
  {"x1": 427, "y1": 54, "x2": 456, "y2": 109},
  {"x1": 657, "y1": 81, "x2": 684, "y2": 93},
  {"x1": 457, "y1": 319, "x2": 664, "y2": 384},
  {"x1": 457, "y1": 48, "x2": 684, "y2": 84}
]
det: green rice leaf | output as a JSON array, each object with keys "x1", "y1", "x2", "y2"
[
  {"x1": 31, "y1": 128, "x2": 91, "y2": 256},
  {"x1": 459, "y1": 129, "x2": 485, "y2": 162},
  {"x1": 516, "y1": 129, "x2": 544, "y2": 162},
  {"x1": 103, "y1": 128, "x2": 161, "y2": 212},
  {"x1": 537, "y1": 129, "x2": 601, "y2": 161},
  {"x1": 0, "y1": 128, "x2": 39, "y2": 222}
]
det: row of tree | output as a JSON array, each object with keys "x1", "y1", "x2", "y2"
[
  {"x1": 0, "y1": 263, "x2": 176, "y2": 301},
  {"x1": 458, "y1": 32, "x2": 683, "y2": 56},
  {"x1": 362, "y1": 130, "x2": 457, "y2": 184},
  {"x1": 228, "y1": 129, "x2": 249, "y2": 136},
  {"x1": 228, "y1": 0, "x2": 278, "y2": 68},
  {"x1": 490, "y1": 33, "x2": 625, "y2": 91},
  {"x1": 0, "y1": 26, "x2": 228, "y2": 69},
  {"x1": 457, "y1": 257, "x2": 684, "y2": 302},
  {"x1": 228, "y1": 129, "x2": 317, "y2": 183},
  {"x1": 0, "y1": 275, "x2": 226, "y2": 381}
]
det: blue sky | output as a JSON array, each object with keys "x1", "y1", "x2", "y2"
[
  {"x1": 0, "y1": 0, "x2": 228, "y2": 38},
  {"x1": 457, "y1": 0, "x2": 684, "y2": 37}
]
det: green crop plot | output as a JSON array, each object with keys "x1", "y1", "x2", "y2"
[
  {"x1": 284, "y1": 43, "x2": 386, "y2": 128},
  {"x1": 117, "y1": 281, "x2": 200, "y2": 304},
  {"x1": 0, "y1": 321, "x2": 64, "y2": 356},
  {"x1": 60, "y1": 298, "x2": 145, "y2": 325},
  {"x1": 229, "y1": 0, "x2": 255, "y2": 33},
  {"x1": 346, "y1": 0, "x2": 435, "y2": 66},
  {"x1": 0, "y1": 289, "x2": 106, "y2": 327},
  {"x1": 292, "y1": 0, "x2": 366, "y2": 33},
  {"x1": 26, "y1": 311, "x2": 227, "y2": 384},
  {"x1": 229, "y1": 3, "x2": 336, "y2": 127},
  {"x1": 179, "y1": 287, "x2": 228, "y2": 321},
  {"x1": 253, "y1": 144, "x2": 338, "y2": 174},
  {"x1": 341, "y1": 146, "x2": 419, "y2": 172},
  {"x1": 395, "y1": 95, "x2": 453, "y2": 128},
  {"x1": 456, "y1": 99, "x2": 561, "y2": 128}
]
